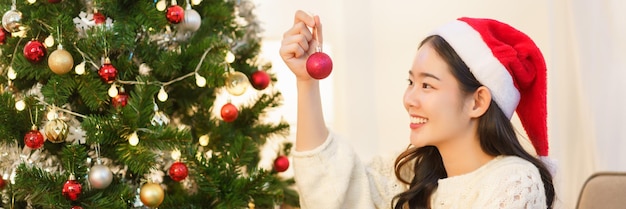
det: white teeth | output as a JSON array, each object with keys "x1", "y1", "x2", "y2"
[{"x1": 410, "y1": 117, "x2": 428, "y2": 124}]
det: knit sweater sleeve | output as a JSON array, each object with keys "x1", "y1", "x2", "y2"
[
  {"x1": 478, "y1": 159, "x2": 547, "y2": 208},
  {"x1": 291, "y1": 132, "x2": 404, "y2": 209}
]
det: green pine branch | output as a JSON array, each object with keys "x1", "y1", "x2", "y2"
[
  {"x1": 14, "y1": 164, "x2": 68, "y2": 208},
  {"x1": 41, "y1": 75, "x2": 77, "y2": 106},
  {"x1": 0, "y1": 93, "x2": 30, "y2": 144}
]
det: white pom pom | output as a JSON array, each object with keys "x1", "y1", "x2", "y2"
[{"x1": 540, "y1": 156, "x2": 558, "y2": 176}]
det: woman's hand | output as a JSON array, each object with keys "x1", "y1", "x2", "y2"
[{"x1": 279, "y1": 10, "x2": 323, "y2": 81}]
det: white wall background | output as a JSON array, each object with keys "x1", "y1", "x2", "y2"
[{"x1": 253, "y1": 0, "x2": 626, "y2": 208}]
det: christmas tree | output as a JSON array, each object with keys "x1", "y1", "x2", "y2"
[{"x1": 0, "y1": 0, "x2": 298, "y2": 208}]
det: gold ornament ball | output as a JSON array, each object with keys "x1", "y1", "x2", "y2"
[
  {"x1": 225, "y1": 71, "x2": 249, "y2": 96},
  {"x1": 44, "y1": 119, "x2": 69, "y2": 143},
  {"x1": 48, "y1": 48, "x2": 74, "y2": 75},
  {"x1": 140, "y1": 183, "x2": 164, "y2": 208}
]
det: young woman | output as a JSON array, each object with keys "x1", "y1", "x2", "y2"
[{"x1": 279, "y1": 10, "x2": 555, "y2": 209}]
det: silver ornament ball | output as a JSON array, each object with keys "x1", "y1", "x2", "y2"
[
  {"x1": 2, "y1": 9, "x2": 23, "y2": 33},
  {"x1": 181, "y1": 9, "x2": 201, "y2": 32},
  {"x1": 88, "y1": 164, "x2": 113, "y2": 189}
]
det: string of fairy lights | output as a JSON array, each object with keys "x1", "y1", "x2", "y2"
[{"x1": 9, "y1": 45, "x2": 244, "y2": 145}]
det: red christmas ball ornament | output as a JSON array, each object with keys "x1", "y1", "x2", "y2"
[
  {"x1": 306, "y1": 52, "x2": 333, "y2": 79},
  {"x1": 250, "y1": 70, "x2": 271, "y2": 90},
  {"x1": 0, "y1": 177, "x2": 6, "y2": 190},
  {"x1": 112, "y1": 90, "x2": 129, "y2": 108},
  {"x1": 220, "y1": 103, "x2": 238, "y2": 122},
  {"x1": 98, "y1": 58, "x2": 117, "y2": 84},
  {"x1": 23, "y1": 40, "x2": 47, "y2": 63},
  {"x1": 168, "y1": 162, "x2": 189, "y2": 182},
  {"x1": 274, "y1": 155, "x2": 290, "y2": 172},
  {"x1": 93, "y1": 12, "x2": 106, "y2": 25},
  {"x1": 0, "y1": 28, "x2": 8, "y2": 45},
  {"x1": 24, "y1": 126, "x2": 44, "y2": 149},
  {"x1": 71, "y1": 206, "x2": 83, "y2": 209},
  {"x1": 62, "y1": 174, "x2": 82, "y2": 201},
  {"x1": 48, "y1": 0, "x2": 62, "y2": 3},
  {"x1": 166, "y1": 5, "x2": 185, "y2": 24}
]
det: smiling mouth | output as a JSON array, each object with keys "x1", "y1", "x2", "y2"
[{"x1": 410, "y1": 116, "x2": 428, "y2": 124}]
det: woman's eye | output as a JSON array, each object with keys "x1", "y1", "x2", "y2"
[
  {"x1": 407, "y1": 79, "x2": 414, "y2": 86},
  {"x1": 422, "y1": 83, "x2": 432, "y2": 89}
]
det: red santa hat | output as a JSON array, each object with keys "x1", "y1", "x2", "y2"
[{"x1": 430, "y1": 17, "x2": 549, "y2": 158}]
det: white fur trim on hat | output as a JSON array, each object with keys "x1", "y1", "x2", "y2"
[{"x1": 430, "y1": 20, "x2": 520, "y2": 119}]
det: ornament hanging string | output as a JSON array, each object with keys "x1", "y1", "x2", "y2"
[
  {"x1": 28, "y1": 106, "x2": 38, "y2": 127},
  {"x1": 103, "y1": 37, "x2": 109, "y2": 58},
  {"x1": 313, "y1": 25, "x2": 322, "y2": 53},
  {"x1": 56, "y1": 24, "x2": 63, "y2": 46},
  {"x1": 95, "y1": 142, "x2": 101, "y2": 160},
  {"x1": 224, "y1": 64, "x2": 230, "y2": 74}
]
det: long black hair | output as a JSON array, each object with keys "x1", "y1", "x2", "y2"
[{"x1": 392, "y1": 35, "x2": 555, "y2": 209}]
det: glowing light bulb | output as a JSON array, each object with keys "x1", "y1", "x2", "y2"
[
  {"x1": 47, "y1": 110, "x2": 58, "y2": 120},
  {"x1": 225, "y1": 51, "x2": 235, "y2": 63},
  {"x1": 128, "y1": 132, "x2": 139, "y2": 146},
  {"x1": 156, "y1": 0, "x2": 167, "y2": 11},
  {"x1": 199, "y1": 134, "x2": 209, "y2": 146},
  {"x1": 171, "y1": 149, "x2": 181, "y2": 160},
  {"x1": 157, "y1": 86, "x2": 168, "y2": 102},
  {"x1": 27, "y1": 0, "x2": 36, "y2": 4},
  {"x1": 15, "y1": 100, "x2": 25, "y2": 111},
  {"x1": 191, "y1": 0, "x2": 202, "y2": 5},
  {"x1": 108, "y1": 84, "x2": 118, "y2": 97},
  {"x1": 44, "y1": 35, "x2": 55, "y2": 47},
  {"x1": 7, "y1": 67, "x2": 17, "y2": 80},
  {"x1": 195, "y1": 73, "x2": 206, "y2": 87},
  {"x1": 75, "y1": 61, "x2": 86, "y2": 75}
]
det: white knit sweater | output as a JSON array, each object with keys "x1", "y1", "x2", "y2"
[{"x1": 292, "y1": 133, "x2": 547, "y2": 209}]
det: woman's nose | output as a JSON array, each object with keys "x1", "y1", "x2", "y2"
[{"x1": 403, "y1": 88, "x2": 420, "y2": 108}]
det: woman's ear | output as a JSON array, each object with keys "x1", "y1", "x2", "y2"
[{"x1": 468, "y1": 86, "x2": 491, "y2": 118}]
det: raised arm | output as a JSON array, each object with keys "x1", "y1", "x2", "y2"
[{"x1": 279, "y1": 11, "x2": 329, "y2": 151}]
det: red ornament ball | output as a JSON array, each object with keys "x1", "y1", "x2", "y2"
[
  {"x1": 23, "y1": 40, "x2": 47, "y2": 63},
  {"x1": 220, "y1": 103, "x2": 238, "y2": 122},
  {"x1": 306, "y1": 52, "x2": 333, "y2": 79},
  {"x1": 93, "y1": 12, "x2": 106, "y2": 25},
  {"x1": 98, "y1": 61, "x2": 117, "y2": 84},
  {"x1": 250, "y1": 70, "x2": 271, "y2": 90},
  {"x1": 0, "y1": 28, "x2": 8, "y2": 45},
  {"x1": 166, "y1": 5, "x2": 185, "y2": 24},
  {"x1": 274, "y1": 155, "x2": 290, "y2": 172},
  {"x1": 112, "y1": 91, "x2": 129, "y2": 108},
  {"x1": 24, "y1": 128, "x2": 44, "y2": 149},
  {"x1": 48, "y1": 0, "x2": 61, "y2": 3},
  {"x1": 169, "y1": 162, "x2": 189, "y2": 182},
  {"x1": 62, "y1": 179, "x2": 82, "y2": 201},
  {"x1": 71, "y1": 206, "x2": 83, "y2": 209},
  {"x1": 0, "y1": 177, "x2": 5, "y2": 190}
]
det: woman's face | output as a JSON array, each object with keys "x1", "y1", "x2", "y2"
[{"x1": 403, "y1": 42, "x2": 475, "y2": 148}]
